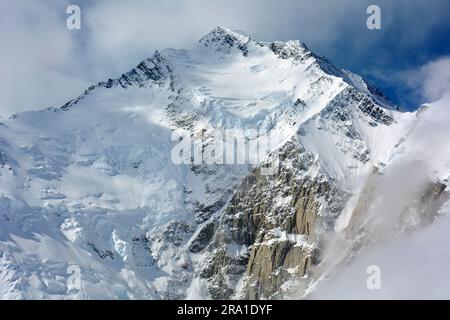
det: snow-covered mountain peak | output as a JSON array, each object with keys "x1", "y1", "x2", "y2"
[
  {"x1": 56, "y1": 27, "x2": 395, "y2": 119},
  {"x1": 1, "y1": 28, "x2": 443, "y2": 301},
  {"x1": 59, "y1": 50, "x2": 172, "y2": 111},
  {"x1": 199, "y1": 27, "x2": 251, "y2": 50},
  {"x1": 197, "y1": 27, "x2": 311, "y2": 61},
  {"x1": 196, "y1": 27, "x2": 396, "y2": 113}
]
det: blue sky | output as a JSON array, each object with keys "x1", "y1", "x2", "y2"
[
  {"x1": 1, "y1": 0, "x2": 450, "y2": 115},
  {"x1": 309, "y1": 0, "x2": 450, "y2": 110}
]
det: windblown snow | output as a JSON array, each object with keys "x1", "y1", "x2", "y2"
[{"x1": 0, "y1": 27, "x2": 448, "y2": 299}]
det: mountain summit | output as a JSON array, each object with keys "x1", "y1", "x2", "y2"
[{"x1": 0, "y1": 28, "x2": 447, "y2": 299}]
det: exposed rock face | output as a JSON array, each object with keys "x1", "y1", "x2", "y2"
[
  {"x1": 419, "y1": 181, "x2": 449, "y2": 224},
  {"x1": 200, "y1": 28, "x2": 250, "y2": 56},
  {"x1": 346, "y1": 176, "x2": 449, "y2": 240},
  {"x1": 61, "y1": 51, "x2": 171, "y2": 111},
  {"x1": 0, "y1": 148, "x2": 7, "y2": 167},
  {"x1": 189, "y1": 222, "x2": 216, "y2": 253},
  {"x1": 196, "y1": 138, "x2": 347, "y2": 299},
  {"x1": 187, "y1": 79, "x2": 399, "y2": 299},
  {"x1": 245, "y1": 241, "x2": 311, "y2": 299},
  {"x1": 186, "y1": 76, "x2": 446, "y2": 300},
  {"x1": 1, "y1": 27, "x2": 449, "y2": 300}
]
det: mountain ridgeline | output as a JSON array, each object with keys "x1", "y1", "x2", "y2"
[{"x1": 0, "y1": 27, "x2": 447, "y2": 299}]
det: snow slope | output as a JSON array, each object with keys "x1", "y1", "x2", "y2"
[{"x1": 0, "y1": 27, "x2": 447, "y2": 299}]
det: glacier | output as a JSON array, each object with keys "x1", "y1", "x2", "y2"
[{"x1": 0, "y1": 27, "x2": 448, "y2": 299}]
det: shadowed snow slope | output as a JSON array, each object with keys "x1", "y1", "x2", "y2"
[{"x1": 0, "y1": 28, "x2": 447, "y2": 299}]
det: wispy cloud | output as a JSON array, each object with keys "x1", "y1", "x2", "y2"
[
  {"x1": 309, "y1": 59, "x2": 450, "y2": 299},
  {"x1": 1, "y1": 0, "x2": 449, "y2": 116},
  {"x1": 0, "y1": 0, "x2": 88, "y2": 116},
  {"x1": 404, "y1": 57, "x2": 450, "y2": 102}
]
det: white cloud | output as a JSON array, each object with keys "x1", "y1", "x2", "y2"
[
  {"x1": 416, "y1": 57, "x2": 450, "y2": 101},
  {"x1": 1, "y1": 0, "x2": 449, "y2": 116},
  {"x1": 0, "y1": 0, "x2": 89, "y2": 116},
  {"x1": 1, "y1": 0, "x2": 449, "y2": 300},
  {"x1": 309, "y1": 63, "x2": 450, "y2": 299},
  {"x1": 310, "y1": 204, "x2": 450, "y2": 299}
]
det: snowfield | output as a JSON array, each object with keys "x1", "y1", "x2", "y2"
[{"x1": 0, "y1": 27, "x2": 448, "y2": 299}]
